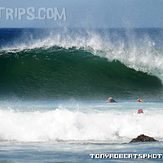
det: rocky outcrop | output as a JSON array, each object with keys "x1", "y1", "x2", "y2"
[{"x1": 130, "y1": 134, "x2": 158, "y2": 143}]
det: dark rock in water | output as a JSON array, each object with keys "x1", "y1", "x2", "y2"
[{"x1": 130, "y1": 134, "x2": 158, "y2": 143}]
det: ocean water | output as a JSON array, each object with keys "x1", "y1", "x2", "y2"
[
  {"x1": 0, "y1": 28, "x2": 163, "y2": 162},
  {"x1": 0, "y1": 100, "x2": 163, "y2": 162}
]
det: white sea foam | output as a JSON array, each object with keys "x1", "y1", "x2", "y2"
[{"x1": 0, "y1": 107, "x2": 162, "y2": 143}]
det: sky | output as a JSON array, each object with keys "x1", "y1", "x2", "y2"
[{"x1": 0, "y1": 0, "x2": 162, "y2": 28}]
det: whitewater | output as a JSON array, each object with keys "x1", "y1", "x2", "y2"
[{"x1": 0, "y1": 101, "x2": 162, "y2": 143}]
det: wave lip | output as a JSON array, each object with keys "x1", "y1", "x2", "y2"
[{"x1": 1, "y1": 29, "x2": 163, "y2": 80}]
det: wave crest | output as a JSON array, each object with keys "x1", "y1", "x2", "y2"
[{"x1": 1, "y1": 30, "x2": 163, "y2": 80}]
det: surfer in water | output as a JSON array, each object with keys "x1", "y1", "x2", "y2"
[
  {"x1": 107, "y1": 97, "x2": 117, "y2": 103},
  {"x1": 137, "y1": 98, "x2": 143, "y2": 102},
  {"x1": 137, "y1": 109, "x2": 144, "y2": 114}
]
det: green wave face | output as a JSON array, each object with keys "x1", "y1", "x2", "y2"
[{"x1": 0, "y1": 47, "x2": 162, "y2": 99}]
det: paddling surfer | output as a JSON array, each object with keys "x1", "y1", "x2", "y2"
[
  {"x1": 107, "y1": 97, "x2": 117, "y2": 103},
  {"x1": 137, "y1": 98, "x2": 143, "y2": 102},
  {"x1": 137, "y1": 109, "x2": 144, "y2": 114}
]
